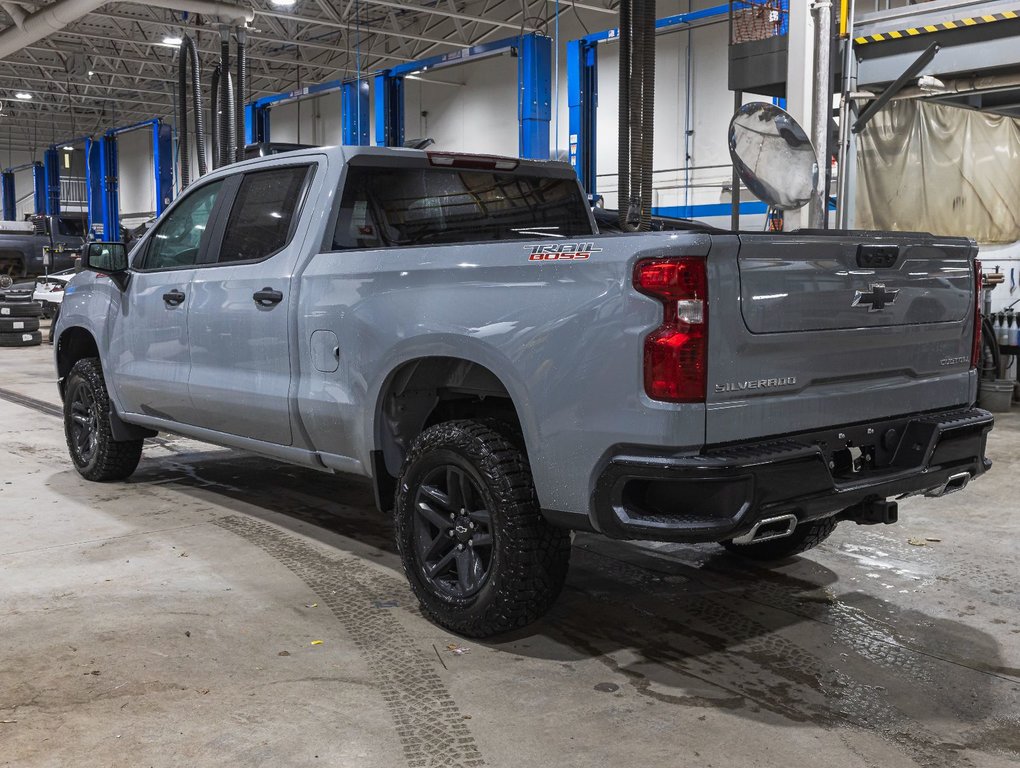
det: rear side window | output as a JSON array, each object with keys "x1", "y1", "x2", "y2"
[
  {"x1": 332, "y1": 165, "x2": 593, "y2": 250},
  {"x1": 217, "y1": 165, "x2": 310, "y2": 263}
]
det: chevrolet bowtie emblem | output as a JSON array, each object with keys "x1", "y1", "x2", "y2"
[{"x1": 852, "y1": 283, "x2": 899, "y2": 312}]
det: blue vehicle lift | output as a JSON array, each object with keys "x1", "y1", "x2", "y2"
[
  {"x1": 374, "y1": 32, "x2": 553, "y2": 159},
  {"x1": 85, "y1": 119, "x2": 173, "y2": 238},
  {"x1": 245, "y1": 78, "x2": 371, "y2": 147},
  {"x1": 567, "y1": 3, "x2": 755, "y2": 203},
  {"x1": 0, "y1": 161, "x2": 45, "y2": 220}
]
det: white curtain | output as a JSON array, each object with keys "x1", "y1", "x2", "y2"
[{"x1": 856, "y1": 100, "x2": 1020, "y2": 244}]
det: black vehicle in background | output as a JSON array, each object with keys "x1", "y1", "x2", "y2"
[{"x1": 0, "y1": 213, "x2": 86, "y2": 278}]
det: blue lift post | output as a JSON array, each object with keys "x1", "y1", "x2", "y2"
[
  {"x1": 90, "y1": 119, "x2": 174, "y2": 238},
  {"x1": 247, "y1": 78, "x2": 371, "y2": 146},
  {"x1": 43, "y1": 147, "x2": 60, "y2": 215},
  {"x1": 567, "y1": 3, "x2": 756, "y2": 206},
  {"x1": 374, "y1": 33, "x2": 553, "y2": 159},
  {"x1": 0, "y1": 161, "x2": 45, "y2": 220},
  {"x1": 342, "y1": 79, "x2": 371, "y2": 146}
]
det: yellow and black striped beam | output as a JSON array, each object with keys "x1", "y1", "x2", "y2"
[{"x1": 855, "y1": 10, "x2": 1019, "y2": 45}]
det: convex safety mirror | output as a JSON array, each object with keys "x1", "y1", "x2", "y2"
[
  {"x1": 83, "y1": 242, "x2": 128, "y2": 273},
  {"x1": 728, "y1": 102, "x2": 818, "y2": 211}
]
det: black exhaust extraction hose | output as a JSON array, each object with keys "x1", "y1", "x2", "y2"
[
  {"x1": 177, "y1": 34, "x2": 207, "y2": 188},
  {"x1": 617, "y1": 0, "x2": 630, "y2": 232},
  {"x1": 210, "y1": 64, "x2": 220, "y2": 169},
  {"x1": 219, "y1": 25, "x2": 232, "y2": 168},
  {"x1": 628, "y1": 0, "x2": 645, "y2": 230},
  {"x1": 617, "y1": 0, "x2": 655, "y2": 231},
  {"x1": 639, "y1": 0, "x2": 655, "y2": 231},
  {"x1": 235, "y1": 27, "x2": 247, "y2": 162},
  {"x1": 225, "y1": 69, "x2": 235, "y2": 166}
]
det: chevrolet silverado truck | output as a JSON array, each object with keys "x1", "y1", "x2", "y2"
[
  {"x1": 0, "y1": 214, "x2": 86, "y2": 278},
  {"x1": 54, "y1": 141, "x2": 993, "y2": 637}
]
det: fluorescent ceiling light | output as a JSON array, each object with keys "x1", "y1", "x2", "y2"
[
  {"x1": 270, "y1": 0, "x2": 296, "y2": 6},
  {"x1": 161, "y1": 35, "x2": 183, "y2": 46},
  {"x1": 14, "y1": 92, "x2": 31, "y2": 100},
  {"x1": 62, "y1": 145, "x2": 74, "y2": 151}
]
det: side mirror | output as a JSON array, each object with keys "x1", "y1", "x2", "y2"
[{"x1": 82, "y1": 242, "x2": 130, "y2": 290}]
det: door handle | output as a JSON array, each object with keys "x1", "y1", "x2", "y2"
[
  {"x1": 162, "y1": 289, "x2": 186, "y2": 307},
  {"x1": 253, "y1": 287, "x2": 284, "y2": 307}
]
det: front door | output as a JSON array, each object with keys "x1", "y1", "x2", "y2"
[
  {"x1": 187, "y1": 163, "x2": 316, "y2": 446},
  {"x1": 107, "y1": 178, "x2": 225, "y2": 422}
]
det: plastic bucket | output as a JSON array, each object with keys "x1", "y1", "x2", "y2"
[{"x1": 978, "y1": 379, "x2": 1014, "y2": 412}]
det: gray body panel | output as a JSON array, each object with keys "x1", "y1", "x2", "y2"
[{"x1": 55, "y1": 145, "x2": 982, "y2": 532}]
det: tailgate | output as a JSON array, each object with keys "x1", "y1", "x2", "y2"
[{"x1": 705, "y1": 232, "x2": 978, "y2": 445}]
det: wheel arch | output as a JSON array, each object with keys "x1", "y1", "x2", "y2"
[
  {"x1": 56, "y1": 325, "x2": 100, "y2": 400},
  {"x1": 370, "y1": 354, "x2": 533, "y2": 513}
]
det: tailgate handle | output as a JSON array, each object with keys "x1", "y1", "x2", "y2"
[{"x1": 857, "y1": 244, "x2": 899, "y2": 269}]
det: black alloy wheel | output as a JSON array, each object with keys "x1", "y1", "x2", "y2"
[
  {"x1": 67, "y1": 376, "x2": 100, "y2": 466},
  {"x1": 412, "y1": 463, "x2": 494, "y2": 599}
]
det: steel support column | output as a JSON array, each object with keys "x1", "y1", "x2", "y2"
[
  {"x1": 374, "y1": 72, "x2": 405, "y2": 147},
  {"x1": 518, "y1": 33, "x2": 551, "y2": 159},
  {"x1": 42, "y1": 148, "x2": 60, "y2": 216},
  {"x1": 342, "y1": 79, "x2": 371, "y2": 146}
]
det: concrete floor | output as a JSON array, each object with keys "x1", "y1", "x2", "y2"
[{"x1": 1, "y1": 336, "x2": 1018, "y2": 768}]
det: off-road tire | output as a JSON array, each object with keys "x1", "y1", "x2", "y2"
[
  {"x1": 0, "y1": 330, "x2": 42, "y2": 347},
  {"x1": 395, "y1": 419, "x2": 571, "y2": 638},
  {"x1": 0, "y1": 300, "x2": 43, "y2": 318},
  {"x1": 722, "y1": 516, "x2": 839, "y2": 560},
  {"x1": 63, "y1": 357, "x2": 143, "y2": 482},
  {"x1": 0, "y1": 317, "x2": 40, "y2": 333}
]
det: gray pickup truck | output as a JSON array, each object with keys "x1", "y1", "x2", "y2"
[
  {"x1": 54, "y1": 133, "x2": 993, "y2": 636},
  {"x1": 0, "y1": 214, "x2": 86, "y2": 278}
]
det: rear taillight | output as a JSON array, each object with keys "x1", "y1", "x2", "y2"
[
  {"x1": 634, "y1": 258, "x2": 708, "y2": 403},
  {"x1": 971, "y1": 259, "x2": 983, "y2": 369}
]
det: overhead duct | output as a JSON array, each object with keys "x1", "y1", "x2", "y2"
[{"x1": 0, "y1": 0, "x2": 254, "y2": 60}]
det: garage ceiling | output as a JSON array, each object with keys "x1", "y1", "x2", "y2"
[{"x1": 0, "y1": 0, "x2": 618, "y2": 153}]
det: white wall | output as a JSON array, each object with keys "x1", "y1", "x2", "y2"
[
  {"x1": 118, "y1": 128, "x2": 157, "y2": 226},
  {"x1": 269, "y1": 92, "x2": 343, "y2": 146},
  {"x1": 404, "y1": 54, "x2": 519, "y2": 153}
]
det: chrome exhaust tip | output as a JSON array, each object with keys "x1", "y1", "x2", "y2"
[
  {"x1": 924, "y1": 471, "x2": 971, "y2": 498},
  {"x1": 732, "y1": 514, "x2": 798, "y2": 545}
]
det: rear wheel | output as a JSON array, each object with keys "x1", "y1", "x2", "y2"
[
  {"x1": 395, "y1": 420, "x2": 571, "y2": 637},
  {"x1": 722, "y1": 516, "x2": 839, "y2": 561},
  {"x1": 63, "y1": 358, "x2": 143, "y2": 481}
]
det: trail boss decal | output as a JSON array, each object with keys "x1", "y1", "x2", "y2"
[{"x1": 526, "y1": 243, "x2": 602, "y2": 261}]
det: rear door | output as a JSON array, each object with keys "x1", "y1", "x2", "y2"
[
  {"x1": 186, "y1": 161, "x2": 318, "y2": 445},
  {"x1": 705, "y1": 232, "x2": 977, "y2": 445}
]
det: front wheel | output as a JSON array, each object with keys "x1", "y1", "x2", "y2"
[
  {"x1": 63, "y1": 358, "x2": 143, "y2": 481},
  {"x1": 395, "y1": 420, "x2": 571, "y2": 638}
]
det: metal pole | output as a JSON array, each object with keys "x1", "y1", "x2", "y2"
[
  {"x1": 808, "y1": 0, "x2": 832, "y2": 229},
  {"x1": 836, "y1": 0, "x2": 855, "y2": 229},
  {"x1": 731, "y1": 88, "x2": 741, "y2": 231}
]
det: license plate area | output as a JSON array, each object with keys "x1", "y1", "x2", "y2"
[{"x1": 814, "y1": 416, "x2": 918, "y2": 481}]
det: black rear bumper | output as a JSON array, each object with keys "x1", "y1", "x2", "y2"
[{"x1": 590, "y1": 408, "x2": 993, "y2": 542}]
